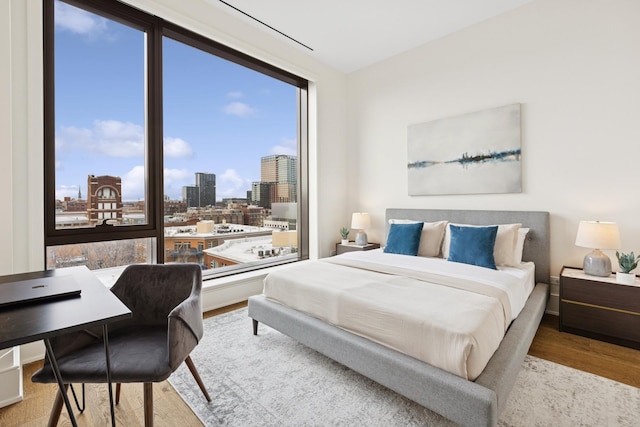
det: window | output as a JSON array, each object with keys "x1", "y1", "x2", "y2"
[{"x1": 44, "y1": 0, "x2": 309, "y2": 277}]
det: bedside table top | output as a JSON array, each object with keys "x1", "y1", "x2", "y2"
[
  {"x1": 338, "y1": 242, "x2": 379, "y2": 248},
  {"x1": 561, "y1": 266, "x2": 640, "y2": 287}
]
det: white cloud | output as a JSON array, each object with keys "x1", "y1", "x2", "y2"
[
  {"x1": 218, "y1": 169, "x2": 251, "y2": 198},
  {"x1": 270, "y1": 138, "x2": 297, "y2": 156},
  {"x1": 220, "y1": 169, "x2": 244, "y2": 187},
  {"x1": 56, "y1": 120, "x2": 144, "y2": 157},
  {"x1": 223, "y1": 102, "x2": 255, "y2": 117},
  {"x1": 54, "y1": 1, "x2": 109, "y2": 37},
  {"x1": 120, "y1": 166, "x2": 145, "y2": 201},
  {"x1": 164, "y1": 168, "x2": 192, "y2": 201},
  {"x1": 164, "y1": 168, "x2": 191, "y2": 182},
  {"x1": 164, "y1": 137, "x2": 193, "y2": 158},
  {"x1": 57, "y1": 121, "x2": 194, "y2": 160},
  {"x1": 95, "y1": 120, "x2": 144, "y2": 156}
]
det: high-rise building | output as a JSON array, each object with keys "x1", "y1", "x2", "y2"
[
  {"x1": 251, "y1": 182, "x2": 272, "y2": 209},
  {"x1": 182, "y1": 185, "x2": 199, "y2": 208},
  {"x1": 253, "y1": 155, "x2": 297, "y2": 208},
  {"x1": 182, "y1": 172, "x2": 216, "y2": 208},
  {"x1": 195, "y1": 172, "x2": 216, "y2": 207},
  {"x1": 260, "y1": 154, "x2": 296, "y2": 183}
]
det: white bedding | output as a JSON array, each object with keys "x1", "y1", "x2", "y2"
[{"x1": 262, "y1": 250, "x2": 535, "y2": 380}]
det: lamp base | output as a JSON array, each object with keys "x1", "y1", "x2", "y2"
[
  {"x1": 583, "y1": 249, "x2": 612, "y2": 277},
  {"x1": 354, "y1": 231, "x2": 368, "y2": 246}
]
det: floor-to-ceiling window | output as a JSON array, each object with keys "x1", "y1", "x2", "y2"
[{"x1": 44, "y1": 0, "x2": 309, "y2": 277}]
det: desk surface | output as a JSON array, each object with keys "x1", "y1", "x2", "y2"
[{"x1": 0, "y1": 266, "x2": 131, "y2": 350}]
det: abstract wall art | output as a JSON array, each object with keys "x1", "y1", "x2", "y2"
[{"x1": 407, "y1": 103, "x2": 522, "y2": 196}]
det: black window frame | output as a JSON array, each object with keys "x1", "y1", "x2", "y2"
[{"x1": 44, "y1": 0, "x2": 309, "y2": 272}]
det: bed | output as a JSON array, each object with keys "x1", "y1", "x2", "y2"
[{"x1": 248, "y1": 209, "x2": 550, "y2": 427}]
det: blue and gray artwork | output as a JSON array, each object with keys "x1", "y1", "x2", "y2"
[{"x1": 407, "y1": 104, "x2": 522, "y2": 195}]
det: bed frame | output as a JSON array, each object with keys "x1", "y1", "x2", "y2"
[{"x1": 248, "y1": 209, "x2": 550, "y2": 427}]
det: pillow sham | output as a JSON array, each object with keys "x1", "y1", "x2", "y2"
[
  {"x1": 512, "y1": 228, "x2": 530, "y2": 265},
  {"x1": 442, "y1": 222, "x2": 521, "y2": 266},
  {"x1": 384, "y1": 222, "x2": 424, "y2": 256},
  {"x1": 388, "y1": 219, "x2": 447, "y2": 257},
  {"x1": 447, "y1": 225, "x2": 498, "y2": 269}
]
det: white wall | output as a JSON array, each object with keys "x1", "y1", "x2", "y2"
[
  {"x1": 0, "y1": 0, "x2": 350, "y2": 280},
  {"x1": 0, "y1": 0, "x2": 12, "y2": 275},
  {"x1": 1, "y1": 0, "x2": 45, "y2": 276},
  {"x1": 3, "y1": 0, "x2": 638, "y2": 296},
  {"x1": 346, "y1": 0, "x2": 640, "y2": 278}
]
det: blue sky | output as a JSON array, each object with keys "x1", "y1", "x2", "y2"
[{"x1": 53, "y1": 0, "x2": 297, "y2": 202}]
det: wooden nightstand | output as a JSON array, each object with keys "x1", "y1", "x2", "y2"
[
  {"x1": 335, "y1": 242, "x2": 380, "y2": 255},
  {"x1": 559, "y1": 266, "x2": 640, "y2": 349}
]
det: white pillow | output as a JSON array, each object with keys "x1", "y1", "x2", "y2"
[
  {"x1": 442, "y1": 223, "x2": 521, "y2": 266},
  {"x1": 388, "y1": 219, "x2": 447, "y2": 257},
  {"x1": 512, "y1": 228, "x2": 530, "y2": 265}
]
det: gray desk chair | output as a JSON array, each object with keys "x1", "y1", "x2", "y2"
[{"x1": 32, "y1": 263, "x2": 212, "y2": 427}]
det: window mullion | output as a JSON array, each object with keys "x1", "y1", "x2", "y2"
[{"x1": 148, "y1": 18, "x2": 164, "y2": 263}]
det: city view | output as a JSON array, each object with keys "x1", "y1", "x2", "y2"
[{"x1": 47, "y1": 0, "x2": 302, "y2": 272}]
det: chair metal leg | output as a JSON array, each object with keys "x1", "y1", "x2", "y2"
[
  {"x1": 69, "y1": 383, "x2": 86, "y2": 413},
  {"x1": 184, "y1": 355, "x2": 212, "y2": 402},
  {"x1": 47, "y1": 384, "x2": 68, "y2": 427},
  {"x1": 116, "y1": 383, "x2": 121, "y2": 405},
  {"x1": 143, "y1": 383, "x2": 154, "y2": 427}
]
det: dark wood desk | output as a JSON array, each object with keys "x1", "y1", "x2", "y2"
[{"x1": 0, "y1": 266, "x2": 131, "y2": 426}]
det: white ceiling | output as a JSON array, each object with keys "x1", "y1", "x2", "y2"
[{"x1": 207, "y1": 0, "x2": 534, "y2": 73}]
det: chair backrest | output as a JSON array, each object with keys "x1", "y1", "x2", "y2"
[{"x1": 111, "y1": 263, "x2": 202, "y2": 327}]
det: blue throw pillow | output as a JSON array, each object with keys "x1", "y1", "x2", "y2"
[
  {"x1": 448, "y1": 225, "x2": 498, "y2": 269},
  {"x1": 384, "y1": 222, "x2": 424, "y2": 256}
]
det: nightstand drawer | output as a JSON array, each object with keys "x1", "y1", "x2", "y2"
[
  {"x1": 562, "y1": 276, "x2": 640, "y2": 314},
  {"x1": 562, "y1": 302, "x2": 640, "y2": 344}
]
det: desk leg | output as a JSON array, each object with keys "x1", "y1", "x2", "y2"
[
  {"x1": 43, "y1": 338, "x2": 78, "y2": 427},
  {"x1": 103, "y1": 324, "x2": 116, "y2": 427}
]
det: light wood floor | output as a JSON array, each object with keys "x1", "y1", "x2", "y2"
[
  {"x1": 1, "y1": 305, "x2": 638, "y2": 427},
  {"x1": 528, "y1": 314, "x2": 640, "y2": 388}
]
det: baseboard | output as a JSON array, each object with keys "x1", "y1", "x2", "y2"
[
  {"x1": 19, "y1": 341, "x2": 45, "y2": 365},
  {"x1": 0, "y1": 347, "x2": 23, "y2": 408},
  {"x1": 546, "y1": 292, "x2": 559, "y2": 316}
]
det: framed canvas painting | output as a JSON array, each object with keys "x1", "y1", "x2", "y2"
[{"x1": 407, "y1": 104, "x2": 521, "y2": 195}]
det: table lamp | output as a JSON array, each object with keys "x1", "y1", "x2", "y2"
[
  {"x1": 575, "y1": 220, "x2": 621, "y2": 277},
  {"x1": 351, "y1": 213, "x2": 370, "y2": 246}
]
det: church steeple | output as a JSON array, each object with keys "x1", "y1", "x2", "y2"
[{"x1": 78, "y1": 185, "x2": 82, "y2": 200}]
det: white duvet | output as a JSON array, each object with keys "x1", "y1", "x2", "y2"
[{"x1": 263, "y1": 249, "x2": 535, "y2": 380}]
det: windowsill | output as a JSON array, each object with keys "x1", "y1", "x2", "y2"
[
  {"x1": 202, "y1": 262, "x2": 298, "y2": 288},
  {"x1": 93, "y1": 265, "x2": 127, "y2": 288},
  {"x1": 92, "y1": 260, "x2": 309, "y2": 289}
]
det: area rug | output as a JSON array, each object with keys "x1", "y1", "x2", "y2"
[{"x1": 168, "y1": 308, "x2": 639, "y2": 426}]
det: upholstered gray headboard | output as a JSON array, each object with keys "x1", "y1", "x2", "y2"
[{"x1": 385, "y1": 209, "x2": 550, "y2": 284}]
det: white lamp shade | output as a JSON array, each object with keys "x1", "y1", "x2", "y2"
[
  {"x1": 575, "y1": 221, "x2": 621, "y2": 249},
  {"x1": 351, "y1": 213, "x2": 370, "y2": 230}
]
